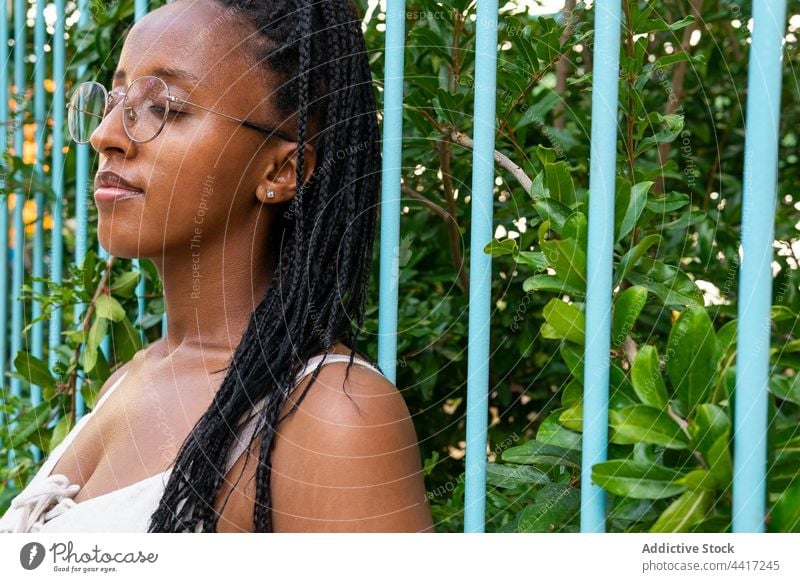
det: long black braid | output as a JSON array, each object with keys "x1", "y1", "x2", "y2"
[{"x1": 147, "y1": 0, "x2": 382, "y2": 532}]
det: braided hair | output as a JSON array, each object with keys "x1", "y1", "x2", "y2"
[{"x1": 146, "y1": 0, "x2": 382, "y2": 532}]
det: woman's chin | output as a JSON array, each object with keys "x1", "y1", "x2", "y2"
[{"x1": 96, "y1": 237, "x2": 153, "y2": 260}]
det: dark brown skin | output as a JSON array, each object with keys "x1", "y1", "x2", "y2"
[{"x1": 48, "y1": 0, "x2": 434, "y2": 532}]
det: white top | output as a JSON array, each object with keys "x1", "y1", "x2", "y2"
[{"x1": 0, "y1": 353, "x2": 382, "y2": 533}]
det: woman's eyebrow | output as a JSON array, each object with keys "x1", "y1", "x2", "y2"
[{"x1": 112, "y1": 65, "x2": 200, "y2": 87}]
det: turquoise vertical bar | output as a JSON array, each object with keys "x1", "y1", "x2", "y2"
[
  {"x1": 464, "y1": 0, "x2": 498, "y2": 533},
  {"x1": 133, "y1": 0, "x2": 149, "y2": 345},
  {"x1": 733, "y1": 0, "x2": 787, "y2": 534},
  {"x1": 73, "y1": 0, "x2": 92, "y2": 415},
  {"x1": 135, "y1": 0, "x2": 150, "y2": 22},
  {"x1": 377, "y1": 0, "x2": 406, "y2": 384},
  {"x1": 0, "y1": 0, "x2": 10, "y2": 449},
  {"x1": 10, "y1": 0, "x2": 27, "y2": 404},
  {"x1": 92, "y1": 0, "x2": 114, "y2": 362},
  {"x1": 580, "y1": 0, "x2": 622, "y2": 533},
  {"x1": 29, "y1": 0, "x2": 47, "y2": 463},
  {"x1": 0, "y1": 0, "x2": 10, "y2": 390}
]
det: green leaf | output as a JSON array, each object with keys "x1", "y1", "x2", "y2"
[
  {"x1": 485, "y1": 462, "x2": 550, "y2": 489},
  {"x1": 636, "y1": 113, "x2": 685, "y2": 156},
  {"x1": 610, "y1": 405, "x2": 689, "y2": 449},
  {"x1": 592, "y1": 460, "x2": 687, "y2": 499},
  {"x1": 540, "y1": 238, "x2": 587, "y2": 293},
  {"x1": 560, "y1": 378, "x2": 644, "y2": 440},
  {"x1": 562, "y1": 212, "x2": 588, "y2": 249},
  {"x1": 687, "y1": 404, "x2": 731, "y2": 459},
  {"x1": 49, "y1": 414, "x2": 74, "y2": 452},
  {"x1": 518, "y1": 484, "x2": 580, "y2": 532},
  {"x1": 544, "y1": 161, "x2": 577, "y2": 206},
  {"x1": 109, "y1": 271, "x2": 141, "y2": 299},
  {"x1": 649, "y1": 489, "x2": 713, "y2": 533},
  {"x1": 612, "y1": 285, "x2": 648, "y2": 347},
  {"x1": 645, "y1": 191, "x2": 690, "y2": 214},
  {"x1": 559, "y1": 342, "x2": 585, "y2": 382},
  {"x1": 644, "y1": 51, "x2": 696, "y2": 71},
  {"x1": 111, "y1": 316, "x2": 143, "y2": 362},
  {"x1": 608, "y1": 497, "x2": 659, "y2": 526},
  {"x1": 772, "y1": 305, "x2": 798, "y2": 322},
  {"x1": 562, "y1": 378, "x2": 583, "y2": 409},
  {"x1": 80, "y1": 249, "x2": 100, "y2": 298},
  {"x1": 485, "y1": 238, "x2": 517, "y2": 256},
  {"x1": 627, "y1": 257, "x2": 705, "y2": 308},
  {"x1": 639, "y1": 14, "x2": 696, "y2": 34},
  {"x1": 769, "y1": 374, "x2": 800, "y2": 405},
  {"x1": 501, "y1": 439, "x2": 581, "y2": 469},
  {"x1": 542, "y1": 298, "x2": 585, "y2": 344},
  {"x1": 95, "y1": 294, "x2": 126, "y2": 322},
  {"x1": 536, "y1": 412, "x2": 582, "y2": 451},
  {"x1": 86, "y1": 346, "x2": 110, "y2": 383},
  {"x1": 610, "y1": 365, "x2": 639, "y2": 409},
  {"x1": 12, "y1": 351, "x2": 56, "y2": 391},
  {"x1": 531, "y1": 195, "x2": 574, "y2": 234},
  {"x1": 716, "y1": 320, "x2": 738, "y2": 359},
  {"x1": 84, "y1": 316, "x2": 108, "y2": 374},
  {"x1": 630, "y1": 345, "x2": 669, "y2": 409},
  {"x1": 407, "y1": 26, "x2": 452, "y2": 64},
  {"x1": 617, "y1": 181, "x2": 653, "y2": 242},
  {"x1": 675, "y1": 469, "x2": 718, "y2": 491},
  {"x1": 518, "y1": 90, "x2": 561, "y2": 129},
  {"x1": 513, "y1": 250, "x2": 548, "y2": 271},
  {"x1": 535, "y1": 145, "x2": 558, "y2": 165},
  {"x1": 770, "y1": 478, "x2": 800, "y2": 532},
  {"x1": 667, "y1": 305, "x2": 720, "y2": 415},
  {"x1": 658, "y1": 208, "x2": 706, "y2": 231},
  {"x1": 522, "y1": 274, "x2": 584, "y2": 296},
  {"x1": 422, "y1": 451, "x2": 439, "y2": 477},
  {"x1": 706, "y1": 429, "x2": 732, "y2": 486},
  {"x1": 8, "y1": 401, "x2": 52, "y2": 449},
  {"x1": 613, "y1": 234, "x2": 662, "y2": 289}
]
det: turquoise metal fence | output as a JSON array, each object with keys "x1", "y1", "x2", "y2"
[
  {"x1": 463, "y1": 0, "x2": 499, "y2": 534},
  {"x1": 581, "y1": 0, "x2": 623, "y2": 534},
  {"x1": 0, "y1": 0, "x2": 790, "y2": 534},
  {"x1": 733, "y1": 0, "x2": 788, "y2": 533}
]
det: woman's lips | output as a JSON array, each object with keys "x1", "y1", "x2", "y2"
[{"x1": 93, "y1": 186, "x2": 145, "y2": 204}]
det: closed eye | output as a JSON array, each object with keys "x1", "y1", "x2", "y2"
[{"x1": 149, "y1": 105, "x2": 184, "y2": 116}]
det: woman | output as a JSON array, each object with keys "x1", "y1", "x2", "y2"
[{"x1": 0, "y1": 0, "x2": 434, "y2": 533}]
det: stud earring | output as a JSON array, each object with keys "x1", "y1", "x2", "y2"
[{"x1": 266, "y1": 189, "x2": 275, "y2": 199}]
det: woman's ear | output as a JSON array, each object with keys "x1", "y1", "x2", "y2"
[{"x1": 255, "y1": 143, "x2": 317, "y2": 204}]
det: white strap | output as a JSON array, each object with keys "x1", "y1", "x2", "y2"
[{"x1": 93, "y1": 370, "x2": 129, "y2": 415}]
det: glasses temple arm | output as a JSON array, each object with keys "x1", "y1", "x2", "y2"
[
  {"x1": 171, "y1": 96, "x2": 309, "y2": 148},
  {"x1": 66, "y1": 103, "x2": 104, "y2": 120}
]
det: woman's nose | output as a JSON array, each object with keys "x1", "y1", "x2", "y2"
[{"x1": 89, "y1": 95, "x2": 137, "y2": 157}]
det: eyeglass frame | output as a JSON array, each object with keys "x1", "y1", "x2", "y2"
[{"x1": 65, "y1": 75, "x2": 311, "y2": 151}]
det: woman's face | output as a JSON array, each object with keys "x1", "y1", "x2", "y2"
[{"x1": 89, "y1": 0, "x2": 306, "y2": 260}]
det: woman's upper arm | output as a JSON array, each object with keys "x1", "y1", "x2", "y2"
[{"x1": 269, "y1": 362, "x2": 435, "y2": 532}]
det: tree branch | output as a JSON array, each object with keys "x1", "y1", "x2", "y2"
[{"x1": 448, "y1": 129, "x2": 533, "y2": 195}]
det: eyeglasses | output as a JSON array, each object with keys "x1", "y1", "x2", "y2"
[{"x1": 66, "y1": 75, "x2": 304, "y2": 147}]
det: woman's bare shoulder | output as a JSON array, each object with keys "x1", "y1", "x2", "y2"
[
  {"x1": 213, "y1": 359, "x2": 434, "y2": 533},
  {"x1": 92, "y1": 359, "x2": 136, "y2": 407},
  {"x1": 269, "y1": 362, "x2": 434, "y2": 532}
]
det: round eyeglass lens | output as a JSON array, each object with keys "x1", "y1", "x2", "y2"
[
  {"x1": 67, "y1": 81, "x2": 107, "y2": 143},
  {"x1": 123, "y1": 76, "x2": 170, "y2": 143}
]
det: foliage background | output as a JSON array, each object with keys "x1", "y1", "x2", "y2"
[{"x1": 1, "y1": 0, "x2": 799, "y2": 533}]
